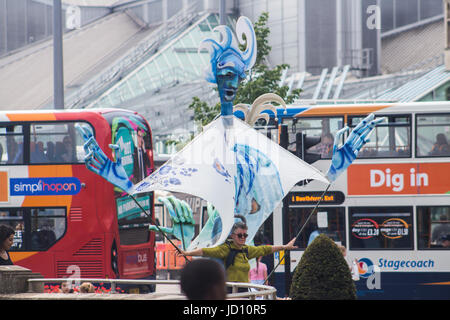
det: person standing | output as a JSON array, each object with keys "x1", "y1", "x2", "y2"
[
  {"x1": 0, "y1": 225, "x2": 15, "y2": 265},
  {"x1": 177, "y1": 220, "x2": 297, "y2": 286},
  {"x1": 249, "y1": 256, "x2": 268, "y2": 286}
]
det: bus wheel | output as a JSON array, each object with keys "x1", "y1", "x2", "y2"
[{"x1": 111, "y1": 240, "x2": 119, "y2": 277}]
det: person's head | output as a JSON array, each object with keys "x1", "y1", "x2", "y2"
[
  {"x1": 180, "y1": 258, "x2": 226, "y2": 300},
  {"x1": 61, "y1": 282, "x2": 72, "y2": 294},
  {"x1": 441, "y1": 234, "x2": 450, "y2": 248},
  {"x1": 436, "y1": 133, "x2": 448, "y2": 146},
  {"x1": 229, "y1": 215, "x2": 248, "y2": 247},
  {"x1": 63, "y1": 136, "x2": 73, "y2": 150},
  {"x1": 322, "y1": 133, "x2": 334, "y2": 146},
  {"x1": 231, "y1": 221, "x2": 248, "y2": 247},
  {"x1": 37, "y1": 141, "x2": 44, "y2": 152},
  {"x1": 0, "y1": 224, "x2": 15, "y2": 251},
  {"x1": 79, "y1": 282, "x2": 95, "y2": 293}
]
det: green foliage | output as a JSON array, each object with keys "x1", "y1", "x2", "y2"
[
  {"x1": 188, "y1": 97, "x2": 221, "y2": 127},
  {"x1": 189, "y1": 12, "x2": 302, "y2": 127},
  {"x1": 289, "y1": 234, "x2": 357, "y2": 300}
]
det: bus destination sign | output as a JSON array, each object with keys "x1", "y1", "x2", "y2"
[{"x1": 288, "y1": 191, "x2": 345, "y2": 205}]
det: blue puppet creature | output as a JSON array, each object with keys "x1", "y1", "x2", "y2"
[{"x1": 76, "y1": 16, "x2": 383, "y2": 251}]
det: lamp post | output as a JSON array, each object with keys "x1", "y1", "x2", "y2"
[
  {"x1": 219, "y1": 0, "x2": 226, "y2": 25},
  {"x1": 53, "y1": 0, "x2": 64, "y2": 109}
]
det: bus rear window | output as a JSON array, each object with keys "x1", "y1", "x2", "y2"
[
  {"x1": 116, "y1": 194, "x2": 151, "y2": 245},
  {"x1": 349, "y1": 207, "x2": 413, "y2": 250}
]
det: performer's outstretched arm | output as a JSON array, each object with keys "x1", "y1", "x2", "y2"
[{"x1": 326, "y1": 113, "x2": 384, "y2": 182}]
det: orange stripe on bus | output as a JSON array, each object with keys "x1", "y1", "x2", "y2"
[
  {"x1": 9, "y1": 252, "x2": 38, "y2": 263},
  {"x1": 7, "y1": 113, "x2": 57, "y2": 121},
  {"x1": 0, "y1": 171, "x2": 8, "y2": 202},
  {"x1": 295, "y1": 105, "x2": 391, "y2": 117}
]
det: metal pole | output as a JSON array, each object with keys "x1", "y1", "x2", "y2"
[
  {"x1": 220, "y1": 0, "x2": 226, "y2": 25},
  {"x1": 53, "y1": 0, "x2": 64, "y2": 109},
  {"x1": 279, "y1": 124, "x2": 291, "y2": 296}
]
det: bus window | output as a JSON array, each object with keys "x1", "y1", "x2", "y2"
[
  {"x1": 0, "y1": 207, "x2": 65, "y2": 251},
  {"x1": 416, "y1": 114, "x2": 450, "y2": 157},
  {"x1": 30, "y1": 122, "x2": 89, "y2": 164},
  {"x1": 283, "y1": 117, "x2": 344, "y2": 160},
  {"x1": 417, "y1": 206, "x2": 450, "y2": 249},
  {"x1": 154, "y1": 203, "x2": 165, "y2": 242},
  {"x1": 287, "y1": 207, "x2": 346, "y2": 249},
  {"x1": 349, "y1": 207, "x2": 413, "y2": 250},
  {"x1": 0, "y1": 209, "x2": 25, "y2": 250},
  {"x1": 30, "y1": 208, "x2": 66, "y2": 251},
  {"x1": 349, "y1": 115, "x2": 411, "y2": 158},
  {"x1": 0, "y1": 125, "x2": 24, "y2": 164}
]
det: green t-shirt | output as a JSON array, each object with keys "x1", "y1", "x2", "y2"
[{"x1": 202, "y1": 242, "x2": 272, "y2": 283}]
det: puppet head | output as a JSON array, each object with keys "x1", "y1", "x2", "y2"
[{"x1": 199, "y1": 16, "x2": 257, "y2": 115}]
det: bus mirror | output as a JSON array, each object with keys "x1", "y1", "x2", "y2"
[{"x1": 295, "y1": 132, "x2": 321, "y2": 164}]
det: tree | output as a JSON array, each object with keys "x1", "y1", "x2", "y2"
[
  {"x1": 289, "y1": 234, "x2": 357, "y2": 300},
  {"x1": 189, "y1": 12, "x2": 301, "y2": 127}
]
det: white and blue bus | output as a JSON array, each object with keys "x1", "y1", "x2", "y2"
[{"x1": 238, "y1": 101, "x2": 450, "y2": 299}]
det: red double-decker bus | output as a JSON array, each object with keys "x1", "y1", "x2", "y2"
[{"x1": 0, "y1": 108, "x2": 155, "y2": 288}]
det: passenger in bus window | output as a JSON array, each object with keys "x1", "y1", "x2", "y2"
[
  {"x1": 31, "y1": 141, "x2": 48, "y2": 163},
  {"x1": 54, "y1": 142, "x2": 66, "y2": 162},
  {"x1": 0, "y1": 143, "x2": 3, "y2": 163},
  {"x1": 429, "y1": 133, "x2": 450, "y2": 156},
  {"x1": 46, "y1": 142, "x2": 55, "y2": 162},
  {"x1": 431, "y1": 214, "x2": 450, "y2": 244},
  {"x1": 308, "y1": 133, "x2": 334, "y2": 158},
  {"x1": 62, "y1": 136, "x2": 75, "y2": 162},
  {"x1": 7, "y1": 138, "x2": 23, "y2": 164},
  {"x1": 322, "y1": 133, "x2": 334, "y2": 158},
  {"x1": 439, "y1": 234, "x2": 450, "y2": 248}
]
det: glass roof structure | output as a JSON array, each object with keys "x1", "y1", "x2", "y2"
[{"x1": 87, "y1": 13, "x2": 235, "y2": 110}]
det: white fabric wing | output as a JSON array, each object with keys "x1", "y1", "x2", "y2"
[{"x1": 131, "y1": 116, "x2": 329, "y2": 248}]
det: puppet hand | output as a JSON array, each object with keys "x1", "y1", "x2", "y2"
[
  {"x1": 327, "y1": 113, "x2": 384, "y2": 182},
  {"x1": 149, "y1": 196, "x2": 195, "y2": 249},
  {"x1": 75, "y1": 124, "x2": 133, "y2": 193}
]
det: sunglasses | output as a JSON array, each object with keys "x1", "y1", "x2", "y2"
[{"x1": 234, "y1": 233, "x2": 248, "y2": 239}]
